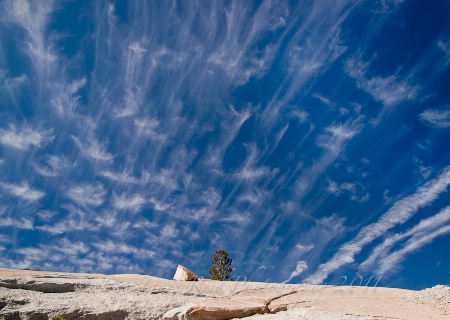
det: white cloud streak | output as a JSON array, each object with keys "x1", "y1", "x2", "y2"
[
  {"x1": 160, "y1": 224, "x2": 179, "y2": 239},
  {"x1": 0, "y1": 124, "x2": 54, "y2": 150},
  {"x1": 1, "y1": 73, "x2": 27, "y2": 88},
  {"x1": 93, "y1": 240, "x2": 155, "y2": 259},
  {"x1": 0, "y1": 182, "x2": 44, "y2": 201},
  {"x1": 437, "y1": 40, "x2": 450, "y2": 61},
  {"x1": 99, "y1": 170, "x2": 139, "y2": 184},
  {"x1": 113, "y1": 193, "x2": 146, "y2": 212},
  {"x1": 33, "y1": 155, "x2": 69, "y2": 177},
  {"x1": 0, "y1": 74, "x2": 28, "y2": 108},
  {"x1": 66, "y1": 183, "x2": 106, "y2": 207},
  {"x1": 419, "y1": 108, "x2": 450, "y2": 128},
  {"x1": 345, "y1": 56, "x2": 419, "y2": 107},
  {"x1": 37, "y1": 210, "x2": 58, "y2": 221},
  {"x1": 305, "y1": 166, "x2": 450, "y2": 284},
  {"x1": 134, "y1": 118, "x2": 166, "y2": 141},
  {"x1": 376, "y1": 225, "x2": 450, "y2": 276},
  {"x1": 234, "y1": 144, "x2": 273, "y2": 181},
  {"x1": 204, "y1": 0, "x2": 288, "y2": 84},
  {"x1": 285, "y1": 260, "x2": 308, "y2": 283},
  {"x1": 294, "y1": 118, "x2": 363, "y2": 198},
  {"x1": 327, "y1": 179, "x2": 369, "y2": 203},
  {"x1": 71, "y1": 135, "x2": 113, "y2": 162},
  {"x1": 3, "y1": 0, "x2": 56, "y2": 71},
  {"x1": 360, "y1": 205, "x2": 450, "y2": 276},
  {"x1": 219, "y1": 211, "x2": 251, "y2": 225},
  {"x1": 51, "y1": 78, "x2": 87, "y2": 117},
  {"x1": 0, "y1": 217, "x2": 34, "y2": 230}
]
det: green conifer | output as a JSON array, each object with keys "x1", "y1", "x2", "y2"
[{"x1": 209, "y1": 249, "x2": 232, "y2": 281}]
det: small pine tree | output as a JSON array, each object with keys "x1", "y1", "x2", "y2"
[{"x1": 209, "y1": 249, "x2": 232, "y2": 281}]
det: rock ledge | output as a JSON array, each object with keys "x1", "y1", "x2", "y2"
[{"x1": 0, "y1": 268, "x2": 448, "y2": 320}]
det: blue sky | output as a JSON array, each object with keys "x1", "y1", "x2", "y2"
[{"x1": 0, "y1": 0, "x2": 449, "y2": 290}]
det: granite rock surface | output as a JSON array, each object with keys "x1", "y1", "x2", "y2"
[{"x1": 0, "y1": 268, "x2": 448, "y2": 320}]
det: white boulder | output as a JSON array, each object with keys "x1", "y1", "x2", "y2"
[{"x1": 173, "y1": 264, "x2": 198, "y2": 281}]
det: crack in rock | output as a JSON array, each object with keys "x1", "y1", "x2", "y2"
[{"x1": 0, "y1": 279, "x2": 81, "y2": 293}]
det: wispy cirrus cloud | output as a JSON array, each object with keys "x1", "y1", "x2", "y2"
[
  {"x1": 327, "y1": 179, "x2": 369, "y2": 203},
  {"x1": 37, "y1": 204, "x2": 104, "y2": 236},
  {"x1": 2, "y1": 0, "x2": 56, "y2": 71},
  {"x1": 37, "y1": 216, "x2": 98, "y2": 235},
  {"x1": 0, "y1": 182, "x2": 45, "y2": 201},
  {"x1": 316, "y1": 121, "x2": 362, "y2": 152},
  {"x1": 204, "y1": 0, "x2": 288, "y2": 85},
  {"x1": 36, "y1": 210, "x2": 58, "y2": 221},
  {"x1": 203, "y1": 106, "x2": 252, "y2": 173},
  {"x1": 0, "y1": 232, "x2": 10, "y2": 243},
  {"x1": 0, "y1": 73, "x2": 28, "y2": 108},
  {"x1": 57, "y1": 241, "x2": 90, "y2": 257},
  {"x1": 93, "y1": 240, "x2": 155, "y2": 260},
  {"x1": 3, "y1": 0, "x2": 88, "y2": 122},
  {"x1": 0, "y1": 73, "x2": 27, "y2": 89},
  {"x1": 0, "y1": 217, "x2": 34, "y2": 230},
  {"x1": 360, "y1": 206, "x2": 450, "y2": 276},
  {"x1": 50, "y1": 78, "x2": 87, "y2": 117},
  {"x1": 36, "y1": 223, "x2": 68, "y2": 235},
  {"x1": 99, "y1": 170, "x2": 140, "y2": 184},
  {"x1": 437, "y1": 40, "x2": 450, "y2": 62},
  {"x1": 237, "y1": 189, "x2": 269, "y2": 205},
  {"x1": 345, "y1": 56, "x2": 419, "y2": 107},
  {"x1": 305, "y1": 166, "x2": 450, "y2": 284},
  {"x1": 159, "y1": 224, "x2": 179, "y2": 239},
  {"x1": 66, "y1": 183, "x2": 106, "y2": 207},
  {"x1": 5, "y1": 240, "x2": 93, "y2": 272},
  {"x1": 313, "y1": 93, "x2": 332, "y2": 105},
  {"x1": 419, "y1": 107, "x2": 450, "y2": 128},
  {"x1": 112, "y1": 193, "x2": 146, "y2": 212},
  {"x1": 233, "y1": 144, "x2": 274, "y2": 181},
  {"x1": 219, "y1": 210, "x2": 252, "y2": 225},
  {"x1": 370, "y1": 0, "x2": 406, "y2": 13},
  {"x1": 0, "y1": 0, "x2": 448, "y2": 285},
  {"x1": 33, "y1": 155, "x2": 70, "y2": 177},
  {"x1": 285, "y1": 260, "x2": 308, "y2": 283},
  {"x1": 134, "y1": 118, "x2": 166, "y2": 141},
  {"x1": 71, "y1": 135, "x2": 113, "y2": 162},
  {"x1": 376, "y1": 225, "x2": 450, "y2": 277},
  {"x1": 0, "y1": 124, "x2": 54, "y2": 150},
  {"x1": 278, "y1": 2, "x2": 354, "y2": 101},
  {"x1": 294, "y1": 118, "x2": 363, "y2": 198}
]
